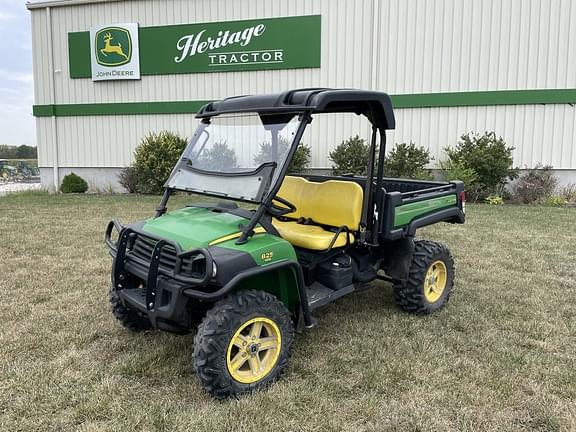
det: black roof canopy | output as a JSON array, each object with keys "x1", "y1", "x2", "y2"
[{"x1": 196, "y1": 88, "x2": 396, "y2": 130}]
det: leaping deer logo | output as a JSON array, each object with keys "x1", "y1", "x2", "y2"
[
  {"x1": 100, "y1": 32, "x2": 129, "y2": 60},
  {"x1": 95, "y1": 27, "x2": 132, "y2": 67}
]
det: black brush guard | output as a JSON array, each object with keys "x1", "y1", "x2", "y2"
[{"x1": 106, "y1": 220, "x2": 213, "y2": 310}]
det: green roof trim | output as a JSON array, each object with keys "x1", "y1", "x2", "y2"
[
  {"x1": 32, "y1": 89, "x2": 576, "y2": 117},
  {"x1": 33, "y1": 100, "x2": 211, "y2": 117},
  {"x1": 391, "y1": 88, "x2": 576, "y2": 108}
]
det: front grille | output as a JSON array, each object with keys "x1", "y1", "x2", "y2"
[
  {"x1": 127, "y1": 234, "x2": 206, "y2": 279},
  {"x1": 130, "y1": 235, "x2": 177, "y2": 269}
]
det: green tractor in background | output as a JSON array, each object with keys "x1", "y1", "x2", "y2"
[
  {"x1": 0, "y1": 160, "x2": 17, "y2": 183},
  {"x1": 106, "y1": 89, "x2": 465, "y2": 398},
  {"x1": 0, "y1": 159, "x2": 39, "y2": 182}
]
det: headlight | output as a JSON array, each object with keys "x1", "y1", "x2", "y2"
[{"x1": 212, "y1": 262, "x2": 218, "y2": 278}]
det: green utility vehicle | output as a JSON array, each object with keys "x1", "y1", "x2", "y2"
[{"x1": 106, "y1": 89, "x2": 465, "y2": 398}]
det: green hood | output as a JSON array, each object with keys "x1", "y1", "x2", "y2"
[{"x1": 141, "y1": 206, "x2": 250, "y2": 250}]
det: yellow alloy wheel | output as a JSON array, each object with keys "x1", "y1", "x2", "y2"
[
  {"x1": 226, "y1": 317, "x2": 282, "y2": 384},
  {"x1": 423, "y1": 260, "x2": 448, "y2": 303}
]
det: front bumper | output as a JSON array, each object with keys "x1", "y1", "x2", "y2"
[{"x1": 106, "y1": 220, "x2": 214, "y2": 329}]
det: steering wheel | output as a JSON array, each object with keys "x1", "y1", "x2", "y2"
[{"x1": 268, "y1": 195, "x2": 297, "y2": 217}]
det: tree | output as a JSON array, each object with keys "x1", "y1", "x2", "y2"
[
  {"x1": 0, "y1": 145, "x2": 37, "y2": 159},
  {"x1": 16, "y1": 145, "x2": 37, "y2": 159}
]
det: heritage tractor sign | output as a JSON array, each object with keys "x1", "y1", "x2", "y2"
[
  {"x1": 174, "y1": 23, "x2": 272, "y2": 66},
  {"x1": 89, "y1": 23, "x2": 140, "y2": 81},
  {"x1": 69, "y1": 15, "x2": 321, "y2": 79}
]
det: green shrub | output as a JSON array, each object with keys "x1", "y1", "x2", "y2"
[
  {"x1": 439, "y1": 159, "x2": 479, "y2": 188},
  {"x1": 485, "y1": 195, "x2": 504, "y2": 205},
  {"x1": 253, "y1": 139, "x2": 311, "y2": 173},
  {"x1": 329, "y1": 136, "x2": 370, "y2": 175},
  {"x1": 197, "y1": 141, "x2": 238, "y2": 171},
  {"x1": 117, "y1": 166, "x2": 139, "y2": 193},
  {"x1": 444, "y1": 131, "x2": 518, "y2": 201},
  {"x1": 544, "y1": 195, "x2": 566, "y2": 207},
  {"x1": 132, "y1": 131, "x2": 187, "y2": 194},
  {"x1": 384, "y1": 142, "x2": 433, "y2": 180},
  {"x1": 60, "y1": 173, "x2": 88, "y2": 193},
  {"x1": 512, "y1": 165, "x2": 558, "y2": 204}
]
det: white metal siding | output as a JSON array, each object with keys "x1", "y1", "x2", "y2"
[
  {"x1": 377, "y1": 0, "x2": 576, "y2": 93},
  {"x1": 392, "y1": 104, "x2": 576, "y2": 169},
  {"x1": 30, "y1": 0, "x2": 576, "y2": 171},
  {"x1": 31, "y1": 8, "x2": 51, "y2": 106},
  {"x1": 37, "y1": 113, "x2": 370, "y2": 168},
  {"x1": 39, "y1": 104, "x2": 576, "y2": 170}
]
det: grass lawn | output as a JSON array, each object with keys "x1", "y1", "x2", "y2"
[{"x1": 1, "y1": 192, "x2": 575, "y2": 431}]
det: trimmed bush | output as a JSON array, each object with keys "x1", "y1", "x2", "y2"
[
  {"x1": 329, "y1": 136, "x2": 370, "y2": 175},
  {"x1": 60, "y1": 173, "x2": 88, "y2": 193},
  {"x1": 132, "y1": 131, "x2": 187, "y2": 194},
  {"x1": 512, "y1": 164, "x2": 558, "y2": 204},
  {"x1": 384, "y1": 142, "x2": 433, "y2": 180},
  {"x1": 444, "y1": 131, "x2": 518, "y2": 201},
  {"x1": 439, "y1": 159, "x2": 479, "y2": 188},
  {"x1": 253, "y1": 139, "x2": 311, "y2": 173}
]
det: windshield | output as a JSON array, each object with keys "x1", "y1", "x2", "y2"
[
  {"x1": 166, "y1": 113, "x2": 302, "y2": 202},
  {"x1": 186, "y1": 113, "x2": 299, "y2": 173}
]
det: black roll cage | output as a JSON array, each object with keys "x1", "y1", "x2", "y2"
[{"x1": 154, "y1": 88, "x2": 396, "y2": 245}]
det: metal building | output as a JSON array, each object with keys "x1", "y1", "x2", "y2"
[{"x1": 27, "y1": 0, "x2": 576, "y2": 190}]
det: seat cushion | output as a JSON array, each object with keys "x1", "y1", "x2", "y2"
[{"x1": 272, "y1": 219, "x2": 354, "y2": 250}]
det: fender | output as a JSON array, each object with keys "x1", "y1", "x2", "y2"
[{"x1": 182, "y1": 260, "x2": 313, "y2": 327}]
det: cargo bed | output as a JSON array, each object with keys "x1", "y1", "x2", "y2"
[{"x1": 303, "y1": 174, "x2": 465, "y2": 241}]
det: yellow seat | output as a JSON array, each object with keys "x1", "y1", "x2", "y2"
[
  {"x1": 273, "y1": 176, "x2": 363, "y2": 250},
  {"x1": 272, "y1": 219, "x2": 355, "y2": 250}
]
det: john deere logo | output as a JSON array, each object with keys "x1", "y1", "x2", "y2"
[
  {"x1": 95, "y1": 27, "x2": 132, "y2": 66},
  {"x1": 90, "y1": 23, "x2": 140, "y2": 81}
]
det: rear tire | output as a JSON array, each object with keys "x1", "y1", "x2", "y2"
[
  {"x1": 108, "y1": 287, "x2": 152, "y2": 331},
  {"x1": 393, "y1": 240, "x2": 455, "y2": 314},
  {"x1": 193, "y1": 290, "x2": 294, "y2": 399}
]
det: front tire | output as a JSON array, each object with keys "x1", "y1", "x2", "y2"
[
  {"x1": 393, "y1": 240, "x2": 455, "y2": 314},
  {"x1": 108, "y1": 287, "x2": 152, "y2": 331},
  {"x1": 193, "y1": 290, "x2": 294, "y2": 398}
]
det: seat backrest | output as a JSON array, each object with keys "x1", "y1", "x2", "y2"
[
  {"x1": 276, "y1": 176, "x2": 364, "y2": 231},
  {"x1": 275, "y1": 176, "x2": 306, "y2": 220}
]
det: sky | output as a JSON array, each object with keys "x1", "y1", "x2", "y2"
[{"x1": 0, "y1": 0, "x2": 35, "y2": 146}]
